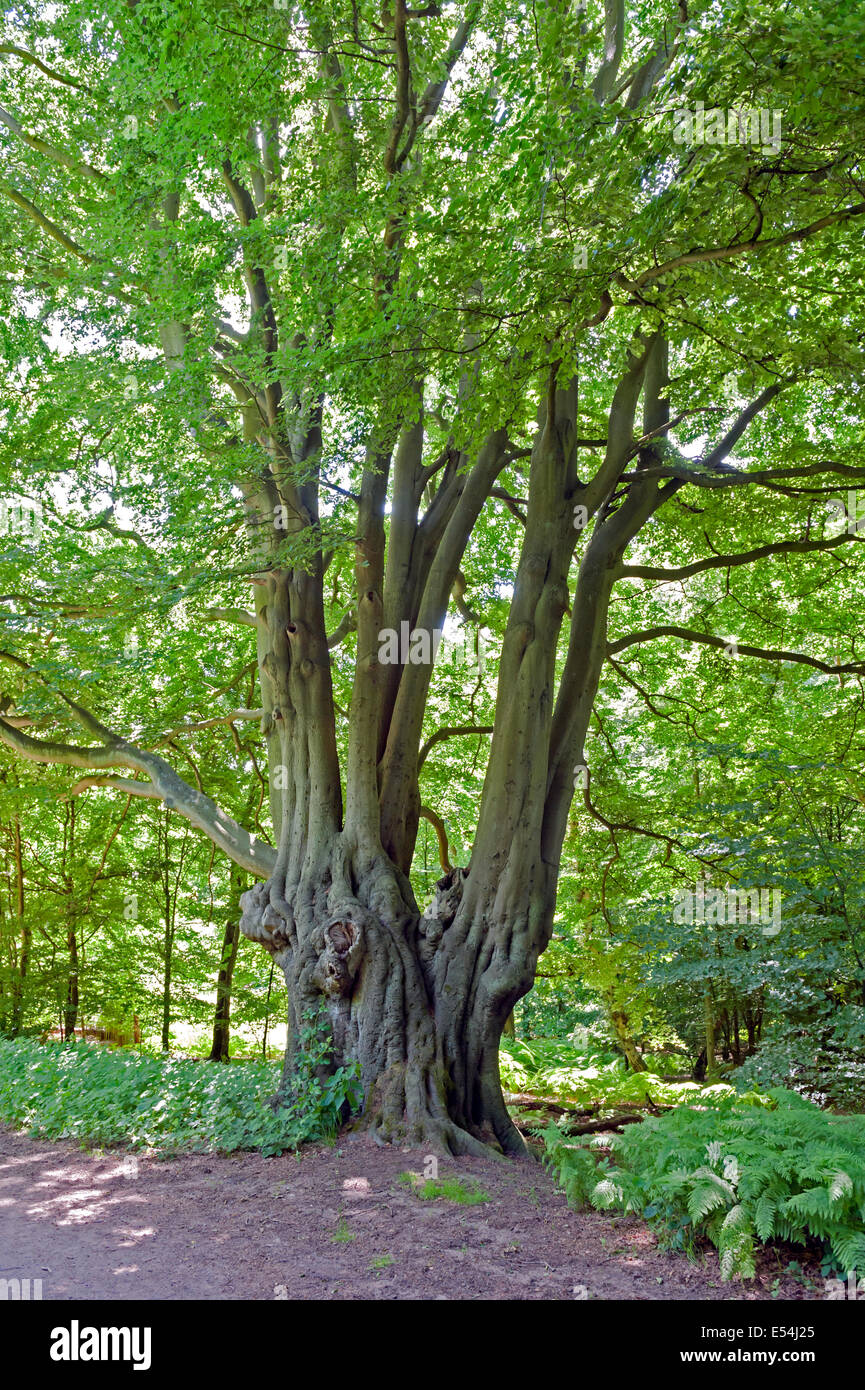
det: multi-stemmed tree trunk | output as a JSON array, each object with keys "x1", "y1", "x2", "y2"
[
  {"x1": 235, "y1": 336, "x2": 672, "y2": 1153},
  {"x1": 1, "y1": 2, "x2": 864, "y2": 1152}
]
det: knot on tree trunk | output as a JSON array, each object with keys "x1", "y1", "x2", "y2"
[
  {"x1": 313, "y1": 914, "x2": 365, "y2": 997},
  {"x1": 239, "y1": 881, "x2": 293, "y2": 953},
  {"x1": 420, "y1": 866, "x2": 467, "y2": 946}
]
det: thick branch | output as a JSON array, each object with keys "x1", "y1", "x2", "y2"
[
  {"x1": 592, "y1": 0, "x2": 625, "y2": 103},
  {"x1": 623, "y1": 202, "x2": 865, "y2": 291},
  {"x1": 0, "y1": 103, "x2": 105, "y2": 181},
  {"x1": 203, "y1": 606, "x2": 258, "y2": 627},
  {"x1": 419, "y1": 803, "x2": 453, "y2": 873},
  {"x1": 620, "y1": 530, "x2": 862, "y2": 582},
  {"x1": 607, "y1": 626, "x2": 865, "y2": 674},
  {"x1": 150, "y1": 710, "x2": 264, "y2": 743},
  {"x1": 0, "y1": 44, "x2": 94, "y2": 93},
  {"x1": 0, "y1": 716, "x2": 275, "y2": 877}
]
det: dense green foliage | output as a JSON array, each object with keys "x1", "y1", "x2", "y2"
[
  {"x1": 0, "y1": 1024, "x2": 361, "y2": 1155},
  {"x1": 540, "y1": 738, "x2": 865, "y2": 1104},
  {"x1": 0, "y1": 797, "x2": 280, "y2": 1053},
  {"x1": 499, "y1": 1036, "x2": 723, "y2": 1108}
]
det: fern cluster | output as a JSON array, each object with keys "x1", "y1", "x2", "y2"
[{"x1": 543, "y1": 1089, "x2": 865, "y2": 1280}]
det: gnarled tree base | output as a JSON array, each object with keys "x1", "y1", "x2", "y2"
[{"x1": 240, "y1": 848, "x2": 537, "y2": 1158}]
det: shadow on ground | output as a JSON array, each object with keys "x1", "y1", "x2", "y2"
[{"x1": 0, "y1": 1124, "x2": 819, "y2": 1300}]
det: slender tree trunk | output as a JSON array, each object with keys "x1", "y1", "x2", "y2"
[
  {"x1": 63, "y1": 920, "x2": 79, "y2": 1041},
  {"x1": 208, "y1": 915, "x2": 241, "y2": 1062},
  {"x1": 161, "y1": 836, "x2": 174, "y2": 1052},
  {"x1": 744, "y1": 1005, "x2": 756, "y2": 1053},
  {"x1": 161, "y1": 922, "x2": 173, "y2": 1053},
  {"x1": 10, "y1": 817, "x2": 28, "y2": 1037},
  {"x1": 62, "y1": 804, "x2": 79, "y2": 1041},
  {"x1": 720, "y1": 1007, "x2": 731, "y2": 1061},
  {"x1": 159, "y1": 811, "x2": 188, "y2": 1052},
  {"x1": 704, "y1": 991, "x2": 719, "y2": 1082},
  {"x1": 607, "y1": 1001, "x2": 647, "y2": 1073}
]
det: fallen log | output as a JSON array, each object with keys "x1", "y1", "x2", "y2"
[
  {"x1": 504, "y1": 1091, "x2": 676, "y2": 1116},
  {"x1": 505, "y1": 1090, "x2": 678, "y2": 1136},
  {"x1": 502, "y1": 1092, "x2": 571, "y2": 1114}
]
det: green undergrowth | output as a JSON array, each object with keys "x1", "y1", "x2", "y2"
[
  {"x1": 0, "y1": 1032, "x2": 361, "y2": 1156},
  {"x1": 499, "y1": 1036, "x2": 744, "y2": 1111},
  {"x1": 542, "y1": 1090, "x2": 865, "y2": 1280}
]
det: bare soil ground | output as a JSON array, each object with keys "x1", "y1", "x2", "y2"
[{"x1": 0, "y1": 1123, "x2": 820, "y2": 1301}]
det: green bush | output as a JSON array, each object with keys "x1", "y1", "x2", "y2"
[
  {"x1": 0, "y1": 1024, "x2": 361, "y2": 1157},
  {"x1": 735, "y1": 1012, "x2": 865, "y2": 1111},
  {"x1": 542, "y1": 1090, "x2": 865, "y2": 1280}
]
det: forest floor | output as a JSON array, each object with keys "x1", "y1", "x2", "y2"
[{"x1": 0, "y1": 1122, "x2": 822, "y2": 1301}]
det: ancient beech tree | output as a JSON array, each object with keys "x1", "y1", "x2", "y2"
[{"x1": 1, "y1": 0, "x2": 864, "y2": 1152}]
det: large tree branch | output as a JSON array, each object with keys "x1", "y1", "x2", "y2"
[
  {"x1": 0, "y1": 44, "x2": 95, "y2": 94},
  {"x1": 150, "y1": 711, "x2": 264, "y2": 744},
  {"x1": 544, "y1": 455, "x2": 664, "y2": 868},
  {"x1": 0, "y1": 103, "x2": 105, "y2": 181},
  {"x1": 220, "y1": 156, "x2": 278, "y2": 367},
  {"x1": 703, "y1": 382, "x2": 786, "y2": 470},
  {"x1": 419, "y1": 803, "x2": 453, "y2": 873},
  {"x1": 384, "y1": 0, "x2": 412, "y2": 176},
  {"x1": 592, "y1": 0, "x2": 625, "y2": 103},
  {"x1": 607, "y1": 625, "x2": 865, "y2": 674},
  {"x1": 0, "y1": 181, "x2": 141, "y2": 305},
  {"x1": 621, "y1": 202, "x2": 865, "y2": 292},
  {"x1": 393, "y1": 0, "x2": 482, "y2": 169},
  {"x1": 377, "y1": 428, "x2": 509, "y2": 865},
  {"x1": 620, "y1": 530, "x2": 863, "y2": 582},
  {"x1": 622, "y1": 1, "x2": 688, "y2": 109},
  {"x1": 580, "y1": 335, "x2": 658, "y2": 515},
  {"x1": 417, "y1": 1, "x2": 481, "y2": 127},
  {"x1": 66, "y1": 775, "x2": 158, "y2": 800},
  {"x1": 327, "y1": 610, "x2": 358, "y2": 648},
  {"x1": 0, "y1": 713, "x2": 275, "y2": 877},
  {"x1": 623, "y1": 381, "x2": 787, "y2": 496},
  {"x1": 203, "y1": 606, "x2": 258, "y2": 628},
  {"x1": 637, "y1": 457, "x2": 865, "y2": 490}
]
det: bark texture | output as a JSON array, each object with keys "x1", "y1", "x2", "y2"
[{"x1": 241, "y1": 853, "x2": 539, "y2": 1155}]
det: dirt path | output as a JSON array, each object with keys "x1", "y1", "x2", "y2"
[{"x1": 0, "y1": 1124, "x2": 817, "y2": 1300}]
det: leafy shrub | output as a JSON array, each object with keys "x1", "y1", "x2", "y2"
[
  {"x1": 542, "y1": 1091, "x2": 865, "y2": 1279},
  {"x1": 735, "y1": 1011, "x2": 865, "y2": 1111},
  {"x1": 0, "y1": 1025, "x2": 361, "y2": 1157}
]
